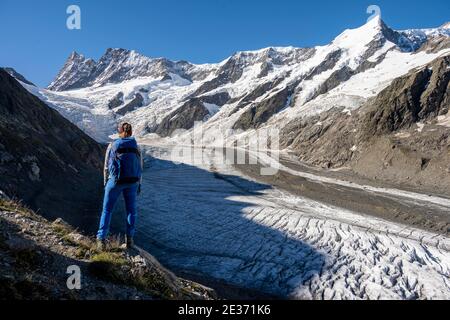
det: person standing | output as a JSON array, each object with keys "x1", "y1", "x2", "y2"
[{"x1": 96, "y1": 122, "x2": 143, "y2": 250}]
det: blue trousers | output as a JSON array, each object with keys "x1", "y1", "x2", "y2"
[{"x1": 97, "y1": 179, "x2": 139, "y2": 240}]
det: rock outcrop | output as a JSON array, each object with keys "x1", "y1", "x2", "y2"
[
  {"x1": 107, "y1": 92, "x2": 124, "y2": 109},
  {"x1": 155, "y1": 99, "x2": 210, "y2": 137},
  {"x1": 363, "y1": 55, "x2": 450, "y2": 136},
  {"x1": 116, "y1": 93, "x2": 144, "y2": 115},
  {"x1": 233, "y1": 87, "x2": 291, "y2": 130}
]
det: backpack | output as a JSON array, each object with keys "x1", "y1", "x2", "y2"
[{"x1": 108, "y1": 138, "x2": 142, "y2": 184}]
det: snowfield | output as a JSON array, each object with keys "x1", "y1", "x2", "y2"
[{"x1": 135, "y1": 144, "x2": 450, "y2": 300}]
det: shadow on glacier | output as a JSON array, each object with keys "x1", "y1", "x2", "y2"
[{"x1": 130, "y1": 155, "x2": 326, "y2": 299}]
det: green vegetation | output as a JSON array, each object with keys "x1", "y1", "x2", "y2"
[
  {"x1": 88, "y1": 251, "x2": 177, "y2": 299},
  {"x1": 51, "y1": 221, "x2": 73, "y2": 238},
  {"x1": 91, "y1": 251, "x2": 128, "y2": 266},
  {"x1": 0, "y1": 198, "x2": 38, "y2": 220},
  {"x1": 132, "y1": 268, "x2": 176, "y2": 299},
  {"x1": 89, "y1": 252, "x2": 128, "y2": 283}
]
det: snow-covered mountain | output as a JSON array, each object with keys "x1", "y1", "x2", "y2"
[
  {"x1": 34, "y1": 18, "x2": 449, "y2": 143},
  {"x1": 48, "y1": 48, "x2": 217, "y2": 91}
]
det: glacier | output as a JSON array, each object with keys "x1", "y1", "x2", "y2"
[{"x1": 134, "y1": 144, "x2": 450, "y2": 299}]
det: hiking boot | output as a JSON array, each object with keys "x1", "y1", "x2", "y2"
[
  {"x1": 125, "y1": 236, "x2": 134, "y2": 249},
  {"x1": 96, "y1": 239, "x2": 106, "y2": 251}
]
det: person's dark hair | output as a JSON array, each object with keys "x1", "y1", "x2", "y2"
[{"x1": 118, "y1": 122, "x2": 133, "y2": 136}]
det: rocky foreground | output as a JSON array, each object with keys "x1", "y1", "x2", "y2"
[{"x1": 0, "y1": 196, "x2": 215, "y2": 300}]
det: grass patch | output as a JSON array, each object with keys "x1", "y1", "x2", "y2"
[
  {"x1": 70, "y1": 237, "x2": 95, "y2": 259},
  {"x1": 0, "y1": 199, "x2": 39, "y2": 220},
  {"x1": 132, "y1": 270, "x2": 177, "y2": 299},
  {"x1": 51, "y1": 223, "x2": 72, "y2": 238},
  {"x1": 74, "y1": 247, "x2": 89, "y2": 259},
  {"x1": 88, "y1": 252, "x2": 128, "y2": 283},
  {"x1": 88, "y1": 251, "x2": 177, "y2": 299},
  {"x1": 68, "y1": 235, "x2": 124, "y2": 258},
  {"x1": 91, "y1": 252, "x2": 127, "y2": 266},
  {"x1": 106, "y1": 235, "x2": 125, "y2": 253},
  {"x1": 61, "y1": 234, "x2": 79, "y2": 247}
]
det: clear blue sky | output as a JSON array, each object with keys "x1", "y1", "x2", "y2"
[{"x1": 0, "y1": 0, "x2": 448, "y2": 87}]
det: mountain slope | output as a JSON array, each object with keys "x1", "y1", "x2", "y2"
[
  {"x1": 2, "y1": 67, "x2": 35, "y2": 86},
  {"x1": 280, "y1": 54, "x2": 450, "y2": 196},
  {"x1": 0, "y1": 69, "x2": 105, "y2": 230}
]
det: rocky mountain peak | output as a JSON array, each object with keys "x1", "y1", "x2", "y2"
[
  {"x1": 68, "y1": 50, "x2": 82, "y2": 59},
  {"x1": 47, "y1": 51, "x2": 96, "y2": 91},
  {"x1": 47, "y1": 48, "x2": 205, "y2": 91},
  {"x1": 97, "y1": 48, "x2": 141, "y2": 65},
  {"x1": 332, "y1": 16, "x2": 411, "y2": 53}
]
